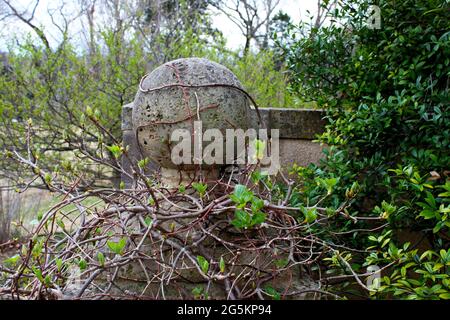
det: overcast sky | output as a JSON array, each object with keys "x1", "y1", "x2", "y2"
[
  {"x1": 211, "y1": 0, "x2": 319, "y2": 49},
  {"x1": 0, "y1": 0, "x2": 319, "y2": 51}
]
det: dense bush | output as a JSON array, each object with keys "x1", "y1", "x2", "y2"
[{"x1": 282, "y1": 0, "x2": 449, "y2": 298}]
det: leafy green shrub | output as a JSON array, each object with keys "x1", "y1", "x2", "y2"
[{"x1": 282, "y1": 0, "x2": 450, "y2": 299}]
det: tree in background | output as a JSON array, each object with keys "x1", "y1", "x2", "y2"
[
  {"x1": 210, "y1": 0, "x2": 281, "y2": 55},
  {"x1": 77, "y1": 0, "x2": 220, "y2": 66}
]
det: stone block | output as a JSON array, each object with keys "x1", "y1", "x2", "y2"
[
  {"x1": 248, "y1": 108, "x2": 326, "y2": 139},
  {"x1": 121, "y1": 103, "x2": 134, "y2": 131}
]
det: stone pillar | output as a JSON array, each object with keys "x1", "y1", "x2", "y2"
[
  {"x1": 248, "y1": 107, "x2": 327, "y2": 169},
  {"x1": 130, "y1": 57, "x2": 250, "y2": 187},
  {"x1": 121, "y1": 58, "x2": 328, "y2": 187},
  {"x1": 121, "y1": 102, "x2": 158, "y2": 187}
]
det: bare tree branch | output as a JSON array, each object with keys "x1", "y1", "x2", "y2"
[
  {"x1": 1, "y1": 0, "x2": 51, "y2": 50},
  {"x1": 211, "y1": 0, "x2": 280, "y2": 54}
]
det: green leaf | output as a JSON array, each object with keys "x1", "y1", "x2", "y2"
[
  {"x1": 3, "y1": 254, "x2": 20, "y2": 267},
  {"x1": 439, "y1": 293, "x2": 450, "y2": 300},
  {"x1": 381, "y1": 200, "x2": 397, "y2": 217},
  {"x1": 230, "y1": 184, "x2": 253, "y2": 206},
  {"x1": 381, "y1": 238, "x2": 390, "y2": 248},
  {"x1": 56, "y1": 218, "x2": 65, "y2": 230},
  {"x1": 44, "y1": 274, "x2": 52, "y2": 287},
  {"x1": 192, "y1": 286, "x2": 204, "y2": 299},
  {"x1": 251, "y1": 212, "x2": 266, "y2": 226},
  {"x1": 419, "y1": 209, "x2": 436, "y2": 219},
  {"x1": 424, "y1": 191, "x2": 436, "y2": 209},
  {"x1": 251, "y1": 197, "x2": 264, "y2": 212},
  {"x1": 144, "y1": 216, "x2": 153, "y2": 227},
  {"x1": 56, "y1": 258, "x2": 63, "y2": 272},
  {"x1": 433, "y1": 223, "x2": 443, "y2": 233},
  {"x1": 219, "y1": 257, "x2": 226, "y2": 273},
  {"x1": 301, "y1": 207, "x2": 318, "y2": 223},
  {"x1": 107, "y1": 237, "x2": 127, "y2": 255},
  {"x1": 251, "y1": 171, "x2": 268, "y2": 183},
  {"x1": 85, "y1": 105, "x2": 93, "y2": 117},
  {"x1": 97, "y1": 252, "x2": 105, "y2": 266},
  {"x1": 78, "y1": 258, "x2": 87, "y2": 270},
  {"x1": 265, "y1": 286, "x2": 281, "y2": 300},
  {"x1": 106, "y1": 144, "x2": 122, "y2": 159},
  {"x1": 138, "y1": 158, "x2": 149, "y2": 169},
  {"x1": 253, "y1": 139, "x2": 266, "y2": 160},
  {"x1": 44, "y1": 173, "x2": 52, "y2": 184},
  {"x1": 197, "y1": 255, "x2": 209, "y2": 274},
  {"x1": 32, "y1": 266, "x2": 44, "y2": 283},
  {"x1": 232, "y1": 210, "x2": 252, "y2": 229},
  {"x1": 439, "y1": 249, "x2": 449, "y2": 261},
  {"x1": 318, "y1": 177, "x2": 340, "y2": 194},
  {"x1": 192, "y1": 182, "x2": 207, "y2": 197}
]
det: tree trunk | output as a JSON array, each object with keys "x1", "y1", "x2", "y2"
[{"x1": 244, "y1": 35, "x2": 251, "y2": 56}]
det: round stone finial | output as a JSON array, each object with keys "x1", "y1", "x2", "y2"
[{"x1": 132, "y1": 57, "x2": 250, "y2": 172}]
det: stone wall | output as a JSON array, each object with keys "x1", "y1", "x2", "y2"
[
  {"x1": 248, "y1": 107, "x2": 326, "y2": 171},
  {"x1": 122, "y1": 104, "x2": 327, "y2": 185}
]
